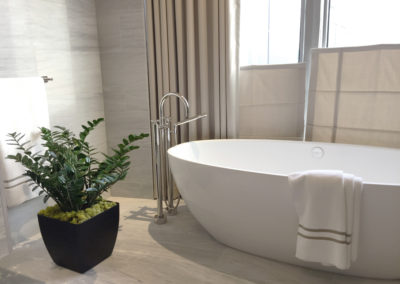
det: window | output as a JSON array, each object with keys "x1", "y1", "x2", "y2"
[
  {"x1": 240, "y1": 0, "x2": 400, "y2": 67},
  {"x1": 239, "y1": 0, "x2": 302, "y2": 66},
  {"x1": 328, "y1": 0, "x2": 400, "y2": 47}
]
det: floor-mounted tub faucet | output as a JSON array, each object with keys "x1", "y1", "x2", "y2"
[{"x1": 151, "y1": 93, "x2": 207, "y2": 224}]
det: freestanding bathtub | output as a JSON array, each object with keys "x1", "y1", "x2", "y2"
[{"x1": 168, "y1": 139, "x2": 400, "y2": 279}]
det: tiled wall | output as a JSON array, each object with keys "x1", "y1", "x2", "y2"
[
  {"x1": 0, "y1": 0, "x2": 152, "y2": 201},
  {"x1": 239, "y1": 64, "x2": 306, "y2": 140},
  {"x1": 0, "y1": 0, "x2": 107, "y2": 246},
  {"x1": 0, "y1": 0, "x2": 107, "y2": 153},
  {"x1": 95, "y1": 0, "x2": 153, "y2": 198}
]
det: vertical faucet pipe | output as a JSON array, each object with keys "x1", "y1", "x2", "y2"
[
  {"x1": 151, "y1": 120, "x2": 167, "y2": 224},
  {"x1": 158, "y1": 93, "x2": 190, "y2": 216},
  {"x1": 159, "y1": 118, "x2": 169, "y2": 210}
]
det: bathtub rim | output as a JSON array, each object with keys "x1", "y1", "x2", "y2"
[{"x1": 167, "y1": 139, "x2": 400, "y2": 188}]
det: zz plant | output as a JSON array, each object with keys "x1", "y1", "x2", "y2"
[{"x1": 6, "y1": 118, "x2": 148, "y2": 212}]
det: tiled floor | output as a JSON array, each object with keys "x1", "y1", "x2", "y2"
[{"x1": 0, "y1": 197, "x2": 398, "y2": 284}]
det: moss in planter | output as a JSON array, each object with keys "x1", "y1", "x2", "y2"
[{"x1": 38, "y1": 200, "x2": 117, "y2": 224}]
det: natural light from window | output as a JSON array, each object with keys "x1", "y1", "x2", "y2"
[
  {"x1": 239, "y1": 0, "x2": 302, "y2": 67},
  {"x1": 328, "y1": 0, "x2": 400, "y2": 47}
]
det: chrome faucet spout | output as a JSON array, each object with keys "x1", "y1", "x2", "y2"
[
  {"x1": 172, "y1": 114, "x2": 207, "y2": 143},
  {"x1": 159, "y1": 93, "x2": 189, "y2": 125},
  {"x1": 173, "y1": 113, "x2": 207, "y2": 129}
]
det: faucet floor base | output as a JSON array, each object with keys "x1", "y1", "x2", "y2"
[
  {"x1": 154, "y1": 214, "x2": 167, "y2": 224},
  {"x1": 167, "y1": 207, "x2": 178, "y2": 216}
]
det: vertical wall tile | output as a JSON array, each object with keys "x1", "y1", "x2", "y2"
[{"x1": 95, "y1": 0, "x2": 152, "y2": 198}]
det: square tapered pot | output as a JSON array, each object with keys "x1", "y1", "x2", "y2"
[{"x1": 38, "y1": 203, "x2": 119, "y2": 273}]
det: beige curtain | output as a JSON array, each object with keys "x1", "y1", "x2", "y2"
[
  {"x1": 306, "y1": 44, "x2": 400, "y2": 148},
  {"x1": 145, "y1": 0, "x2": 240, "y2": 142}
]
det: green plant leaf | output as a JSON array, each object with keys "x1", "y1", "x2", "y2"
[{"x1": 6, "y1": 118, "x2": 148, "y2": 212}]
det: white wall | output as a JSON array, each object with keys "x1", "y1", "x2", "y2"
[{"x1": 239, "y1": 64, "x2": 306, "y2": 140}]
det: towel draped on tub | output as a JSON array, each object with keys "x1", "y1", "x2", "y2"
[{"x1": 288, "y1": 170, "x2": 363, "y2": 270}]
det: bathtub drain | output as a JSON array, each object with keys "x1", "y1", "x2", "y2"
[{"x1": 311, "y1": 146, "x2": 324, "y2": 159}]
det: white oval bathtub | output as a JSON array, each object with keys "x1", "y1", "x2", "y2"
[{"x1": 168, "y1": 139, "x2": 400, "y2": 279}]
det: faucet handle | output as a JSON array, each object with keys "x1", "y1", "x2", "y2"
[
  {"x1": 174, "y1": 114, "x2": 207, "y2": 128},
  {"x1": 171, "y1": 114, "x2": 207, "y2": 143}
]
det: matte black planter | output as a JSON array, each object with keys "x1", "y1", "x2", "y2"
[{"x1": 38, "y1": 203, "x2": 119, "y2": 273}]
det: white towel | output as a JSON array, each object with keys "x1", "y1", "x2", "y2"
[
  {"x1": 288, "y1": 170, "x2": 363, "y2": 270},
  {"x1": 0, "y1": 77, "x2": 50, "y2": 207}
]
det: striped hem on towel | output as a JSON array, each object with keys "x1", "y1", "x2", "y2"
[{"x1": 298, "y1": 224, "x2": 351, "y2": 245}]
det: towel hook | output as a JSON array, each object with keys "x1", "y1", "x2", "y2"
[{"x1": 41, "y1": 76, "x2": 53, "y2": 83}]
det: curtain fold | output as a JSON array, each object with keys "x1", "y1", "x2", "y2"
[
  {"x1": 306, "y1": 44, "x2": 400, "y2": 148},
  {"x1": 145, "y1": 0, "x2": 240, "y2": 142}
]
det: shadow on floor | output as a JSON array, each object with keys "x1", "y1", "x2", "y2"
[
  {"x1": 0, "y1": 267, "x2": 44, "y2": 284},
  {"x1": 125, "y1": 206, "x2": 156, "y2": 222},
  {"x1": 147, "y1": 205, "x2": 392, "y2": 284},
  {"x1": 147, "y1": 205, "x2": 264, "y2": 283}
]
